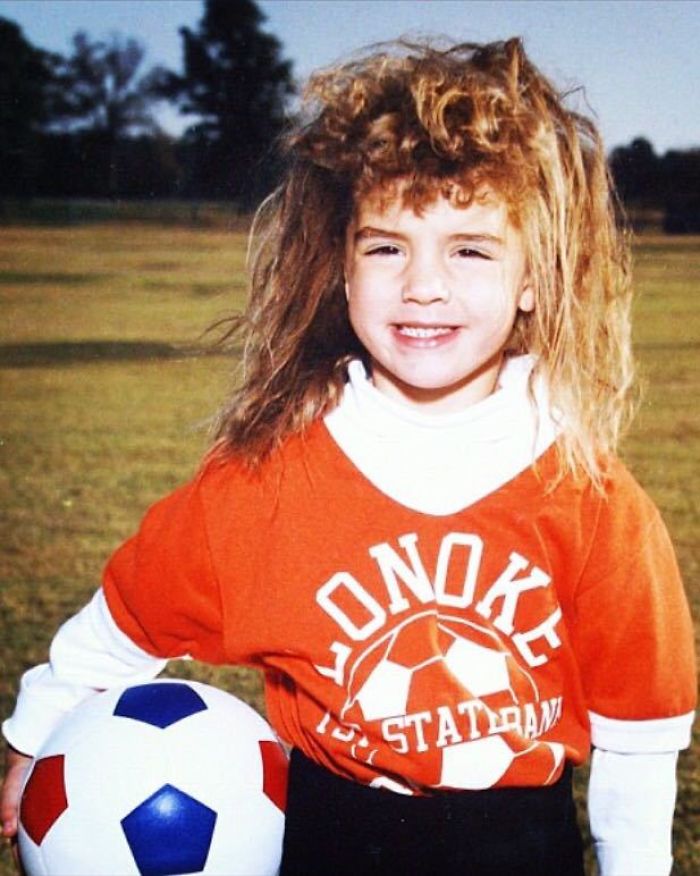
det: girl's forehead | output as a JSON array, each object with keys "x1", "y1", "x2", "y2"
[{"x1": 351, "y1": 180, "x2": 511, "y2": 225}]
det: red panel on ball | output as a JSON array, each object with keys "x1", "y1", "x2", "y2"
[
  {"x1": 20, "y1": 755, "x2": 69, "y2": 844},
  {"x1": 259, "y1": 741, "x2": 288, "y2": 813}
]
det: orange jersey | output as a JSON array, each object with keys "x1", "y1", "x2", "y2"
[{"x1": 103, "y1": 421, "x2": 696, "y2": 794}]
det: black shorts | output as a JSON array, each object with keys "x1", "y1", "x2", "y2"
[{"x1": 280, "y1": 749, "x2": 584, "y2": 876}]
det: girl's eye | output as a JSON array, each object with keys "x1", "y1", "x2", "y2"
[
  {"x1": 455, "y1": 247, "x2": 490, "y2": 260},
  {"x1": 365, "y1": 244, "x2": 401, "y2": 256}
]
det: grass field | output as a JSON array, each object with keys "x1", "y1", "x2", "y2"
[{"x1": 0, "y1": 221, "x2": 698, "y2": 874}]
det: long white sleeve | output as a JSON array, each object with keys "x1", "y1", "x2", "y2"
[
  {"x1": 589, "y1": 749, "x2": 678, "y2": 876},
  {"x1": 2, "y1": 588, "x2": 166, "y2": 756}
]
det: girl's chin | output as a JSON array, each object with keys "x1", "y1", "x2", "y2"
[{"x1": 371, "y1": 370, "x2": 500, "y2": 412}]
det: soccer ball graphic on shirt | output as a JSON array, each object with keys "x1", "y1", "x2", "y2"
[
  {"x1": 18, "y1": 680, "x2": 288, "y2": 876},
  {"x1": 341, "y1": 612, "x2": 564, "y2": 790}
]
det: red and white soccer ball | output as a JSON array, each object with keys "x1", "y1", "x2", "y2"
[{"x1": 18, "y1": 680, "x2": 288, "y2": 876}]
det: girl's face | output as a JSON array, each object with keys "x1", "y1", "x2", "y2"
[{"x1": 344, "y1": 187, "x2": 534, "y2": 413}]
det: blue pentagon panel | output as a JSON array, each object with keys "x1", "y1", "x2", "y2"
[
  {"x1": 114, "y1": 682, "x2": 207, "y2": 728},
  {"x1": 121, "y1": 784, "x2": 217, "y2": 876}
]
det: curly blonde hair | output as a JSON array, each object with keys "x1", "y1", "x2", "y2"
[{"x1": 213, "y1": 37, "x2": 635, "y2": 484}]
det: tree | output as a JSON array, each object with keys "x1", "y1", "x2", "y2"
[
  {"x1": 160, "y1": 0, "x2": 295, "y2": 202},
  {"x1": 49, "y1": 31, "x2": 157, "y2": 137},
  {"x1": 661, "y1": 148, "x2": 700, "y2": 233},
  {"x1": 609, "y1": 137, "x2": 700, "y2": 233},
  {"x1": 47, "y1": 31, "x2": 162, "y2": 196},
  {"x1": 0, "y1": 18, "x2": 57, "y2": 195},
  {"x1": 609, "y1": 137, "x2": 661, "y2": 207}
]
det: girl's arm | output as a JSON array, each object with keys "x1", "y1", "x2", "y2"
[
  {"x1": 589, "y1": 748, "x2": 679, "y2": 876},
  {"x1": 1, "y1": 746, "x2": 33, "y2": 839},
  {"x1": 3, "y1": 466, "x2": 228, "y2": 839},
  {"x1": 571, "y1": 463, "x2": 696, "y2": 875},
  {"x1": 1, "y1": 588, "x2": 166, "y2": 837},
  {"x1": 3, "y1": 589, "x2": 166, "y2": 756}
]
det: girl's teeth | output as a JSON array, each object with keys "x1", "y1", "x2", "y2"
[{"x1": 398, "y1": 326, "x2": 452, "y2": 338}]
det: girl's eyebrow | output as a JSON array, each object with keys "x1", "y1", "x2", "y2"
[
  {"x1": 450, "y1": 232, "x2": 504, "y2": 246},
  {"x1": 353, "y1": 226, "x2": 504, "y2": 246},
  {"x1": 353, "y1": 225, "x2": 403, "y2": 242}
]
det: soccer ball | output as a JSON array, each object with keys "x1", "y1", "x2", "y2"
[{"x1": 18, "y1": 680, "x2": 288, "y2": 876}]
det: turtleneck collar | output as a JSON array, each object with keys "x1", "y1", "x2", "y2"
[{"x1": 323, "y1": 356, "x2": 559, "y2": 516}]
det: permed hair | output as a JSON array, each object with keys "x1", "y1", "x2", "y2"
[{"x1": 213, "y1": 37, "x2": 636, "y2": 485}]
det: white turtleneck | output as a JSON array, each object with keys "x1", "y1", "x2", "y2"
[{"x1": 325, "y1": 355, "x2": 558, "y2": 515}]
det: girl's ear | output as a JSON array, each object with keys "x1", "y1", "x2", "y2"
[{"x1": 518, "y1": 279, "x2": 535, "y2": 313}]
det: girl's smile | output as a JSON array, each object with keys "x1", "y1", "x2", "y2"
[
  {"x1": 344, "y1": 188, "x2": 534, "y2": 413},
  {"x1": 394, "y1": 324, "x2": 456, "y2": 343}
]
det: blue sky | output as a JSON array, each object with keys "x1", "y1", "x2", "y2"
[{"x1": 1, "y1": 0, "x2": 698, "y2": 153}]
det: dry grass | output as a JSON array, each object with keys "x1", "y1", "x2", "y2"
[{"x1": 0, "y1": 223, "x2": 697, "y2": 874}]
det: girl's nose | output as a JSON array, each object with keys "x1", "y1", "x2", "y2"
[{"x1": 401, "y1": 263, "x2": 450, "y2": 304}]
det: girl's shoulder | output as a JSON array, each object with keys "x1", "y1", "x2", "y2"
[
  {"x1": 193, "y1": 420, "x2": 335, "y2": 500},
  {"x1": 519, "y1": 450, "x2": 668, "y2": 564},
  {"x1": 596, "y1": 454, "x2": 663, "y2": 518},
  {"x1": 573, "y1": 453, "x2": 673, "y2": 573}
]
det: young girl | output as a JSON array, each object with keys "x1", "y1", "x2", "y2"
[{"x1": 2, "y1": 38, "x2": 696, "y2": 876}]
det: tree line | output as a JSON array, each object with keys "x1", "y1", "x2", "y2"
[
  {"x1": 0, "y1": 0, "x2": 292, "y2": 207},
  {"x1": 1, "y1": 0, "x2": 699, "y2": 228},
  {"x1": 609, "y1": 138, "x2": 700, "y2": 233}
]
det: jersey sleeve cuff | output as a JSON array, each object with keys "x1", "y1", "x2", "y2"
[
  {"x1": 1, "y1": 665, "x2": 97, "y2": 758},
  {"x1": 589, "y1": 710, "x2": 695, "y2": 753}
]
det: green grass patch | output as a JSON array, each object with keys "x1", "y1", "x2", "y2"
[{"x1": 0, "y1": 224, "x2": 698, "y2": 875}]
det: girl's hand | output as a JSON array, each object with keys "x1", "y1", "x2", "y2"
[{"x1": 2, "y1": 745, "x2": 32, "y2": 840}]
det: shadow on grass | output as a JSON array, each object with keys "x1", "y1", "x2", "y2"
[
  {"x1": 2, "y1": 339, "x2": 694, "y2": 369},
  {"x1": 0, "y1": 271, "x2": 102, "y2": 286},
  {"x1": 0, "y1": 341, "x2": 238, "y2": 368},
  {"x1": 0, "y1": 198, "x2": 253, "y2": 230}
]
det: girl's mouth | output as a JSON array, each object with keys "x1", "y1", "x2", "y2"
[{"x1": 396, "y1": 325, "x2": 454, "y2": 339}]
